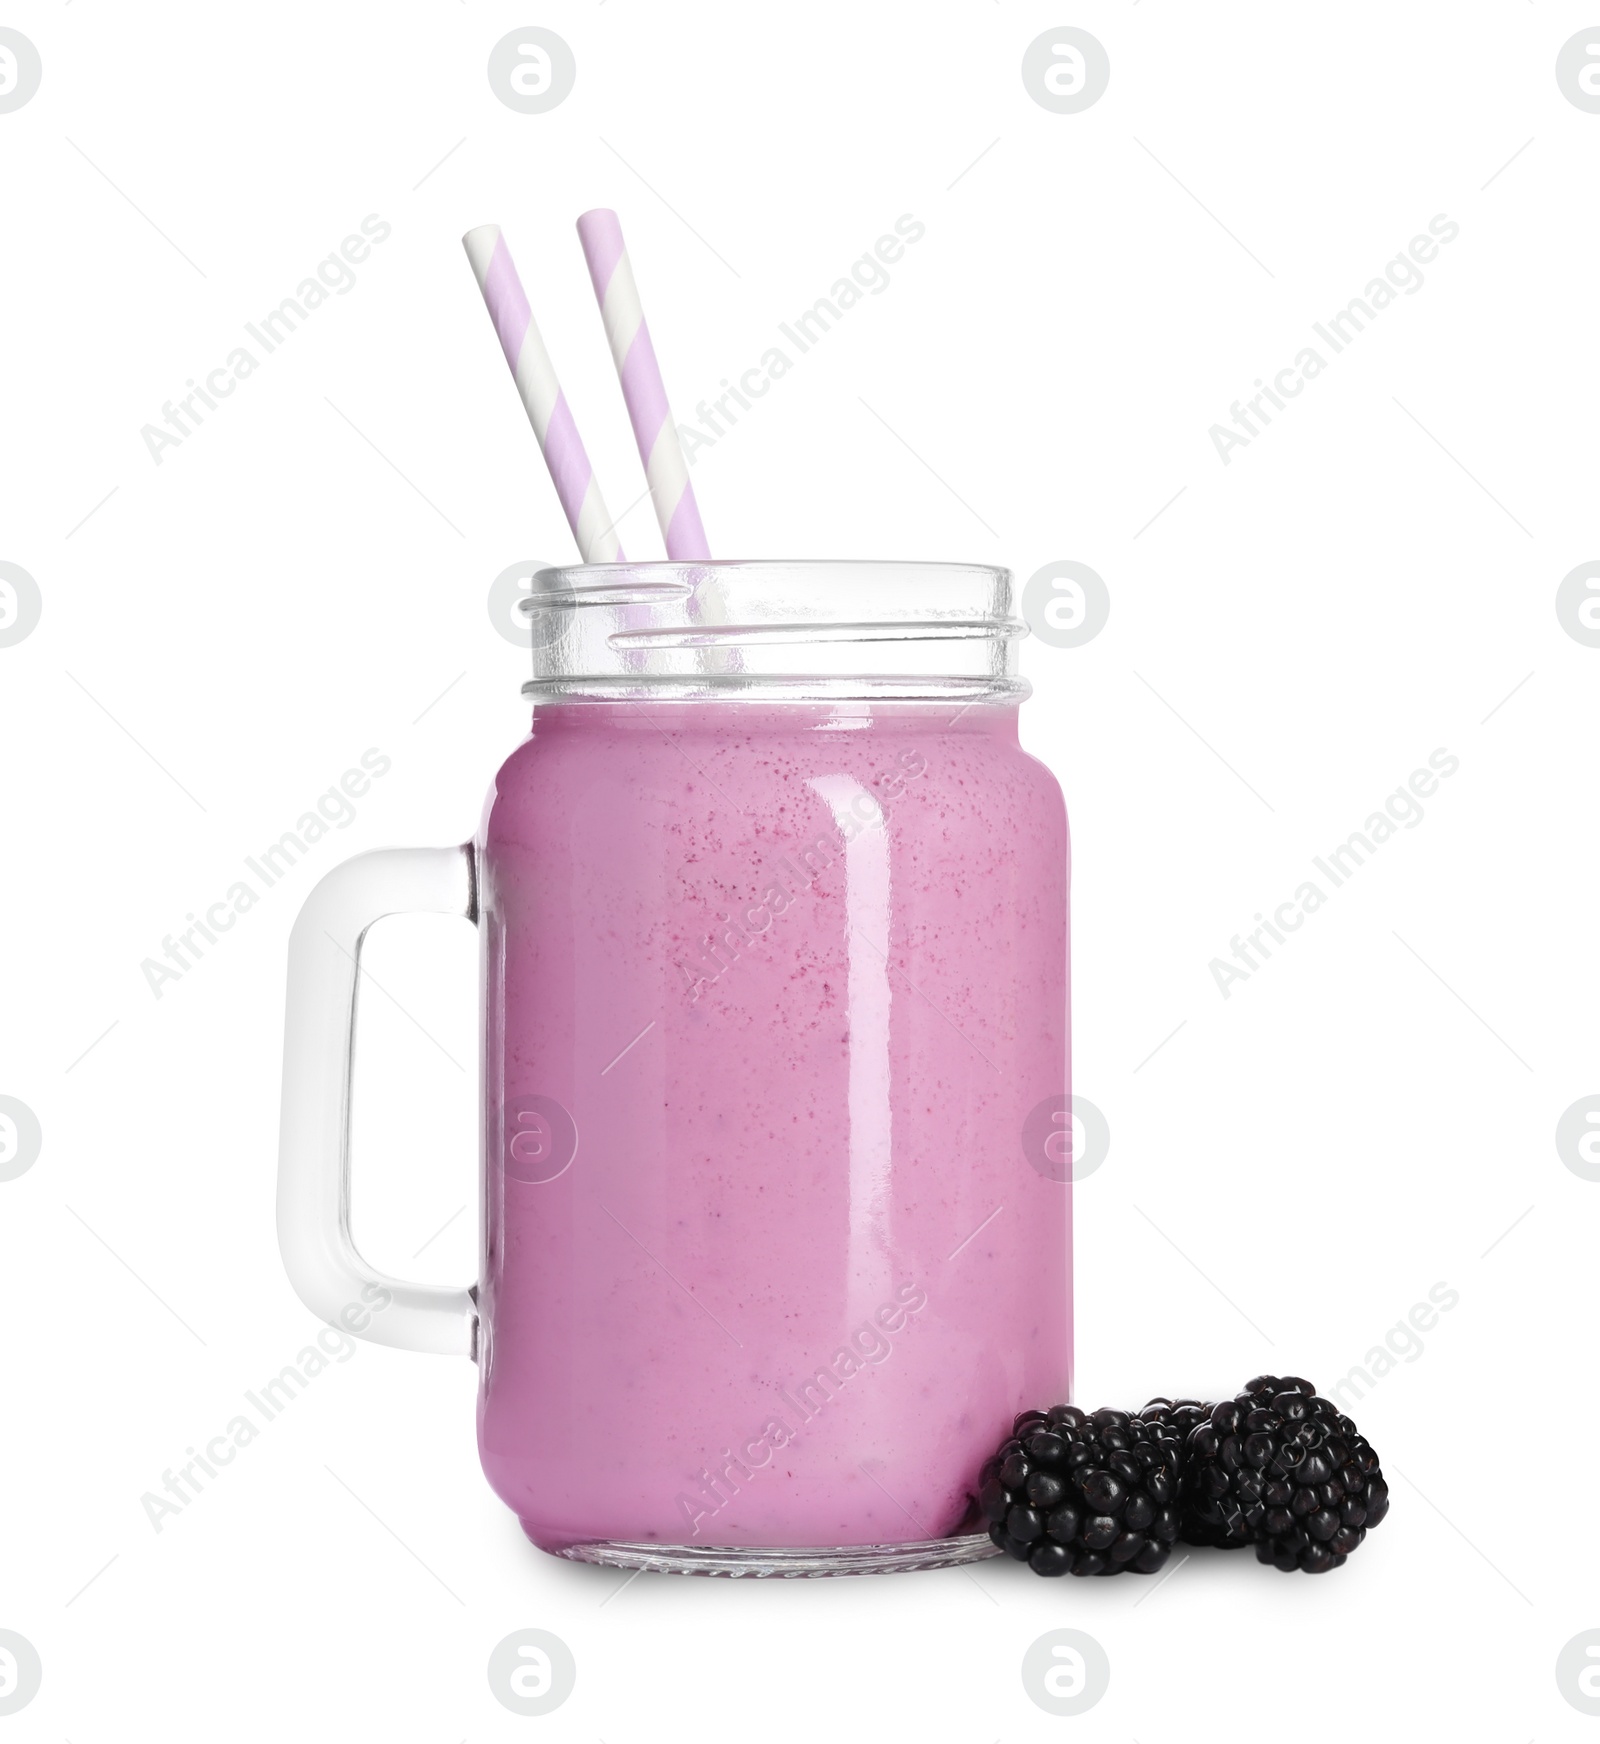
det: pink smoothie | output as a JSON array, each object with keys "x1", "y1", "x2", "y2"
[{"x1": 476, "y1": 700, "x2": 1069, "y2": 1551}]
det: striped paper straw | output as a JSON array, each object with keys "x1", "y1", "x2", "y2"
[
  {"x1": 461, "y1": 223, "x2": 624, "y2": 564},
  {"x1": 575, "y1": 208, "x2": 710, "y2": 561}
]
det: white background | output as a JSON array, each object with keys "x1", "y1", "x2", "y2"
[{"x1": 2, "y1": 2, "x2": 1597, "y2": 1737}]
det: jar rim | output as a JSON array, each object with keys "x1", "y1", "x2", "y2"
[
  {"x1": 518, "y1": 560, "x2": 1029, "y2": 703},
  {"x1": 524, "y1": 558, "x2": 1011, "y2": 594}
]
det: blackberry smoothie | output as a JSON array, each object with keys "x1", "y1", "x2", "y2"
[{"x1": 477, "y1": 700, "x2": 1069, "y2": 1553}]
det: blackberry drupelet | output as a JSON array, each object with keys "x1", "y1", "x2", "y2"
[
  {"x1": 1184, "y1": 1374, "x2": 1390, "y2": 1573},
  {"x1": 978, "y1": 1403, "x2": 1184, "y2": 1576}
]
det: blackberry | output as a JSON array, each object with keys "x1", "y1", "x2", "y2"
[
  {"x1": 1136, "y1": 1396, "x2": 1214, "y2": 1450},
  {"x1": 1185, "y1": 1374, "x2": 1389, "y2": 1573},
  {"x1": 978, "y1": 1403, "x2": 1183, "y2": 1576},
  {"x1": 1134, "y1": 1396, "x2": 1249, "y2": 1548}
]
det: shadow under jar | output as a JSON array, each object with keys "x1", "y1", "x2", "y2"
[{"x1": 279, "y1": 561, "x2": 1070, "y2": 1576}]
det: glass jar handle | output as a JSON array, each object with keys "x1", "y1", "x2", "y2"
[{"x1": 277, "y1": 845, "x2": 478, "y2": 1357}]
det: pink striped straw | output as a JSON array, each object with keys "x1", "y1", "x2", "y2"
[
  {"x1": 462, "y1": 223, "x2": 624, "y2": 564},
  {"x1": 575, "y1": 208, "x2": 710, "y2": 561}
]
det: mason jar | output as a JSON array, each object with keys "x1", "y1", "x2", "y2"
[{"x1": 278, "y1": 560, "x2": 1070, "y2": 1576}]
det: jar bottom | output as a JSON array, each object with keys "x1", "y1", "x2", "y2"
[{"x1": 536, "y1": 1529, "x2": 1001, "y2": 1578}]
